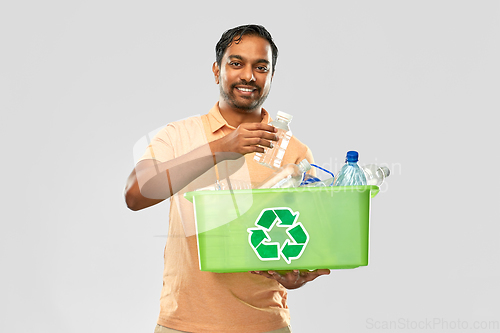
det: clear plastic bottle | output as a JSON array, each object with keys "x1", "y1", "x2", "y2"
[
  {"x1": 333, "y1": 151, "x2": 367, "y2": 186},
  {"x1": 301, "y1": 173, "x2": 322, "y2": 186},
  {"x1": 254, "y1": 111, "x2": 293, "y2": 169},
  {"x1": 301, "y1": 177, "x2": 334, "y2": 187},
  {"x1": 362, "y1": 164, "x2": 390, "y2": 186},
  {"x1": 257, "y1": 159, "x2": 311, "y2": 189},
  {"x1": 299, "y1": 163, "x2": 335, "y2": 187}
]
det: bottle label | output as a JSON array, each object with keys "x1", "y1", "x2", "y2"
[{"x1": 254, "y1": 128, "x2": 292, "y2": 169}]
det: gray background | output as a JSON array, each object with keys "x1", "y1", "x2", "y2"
[{"x1": 1, "y1": 1, "x2": 499, "y2": 332}]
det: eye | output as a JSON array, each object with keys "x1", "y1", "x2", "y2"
[
  {"x1": 229, "y1": 62, "x2": 242, "y2": 67},
  {"x1": 256, "y1": 66, "x2": 269, "y2": 72}
]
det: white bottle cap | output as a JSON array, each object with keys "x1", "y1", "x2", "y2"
[
  {"x1": 298, "y1": 159, "x2": 311, "y2": 173},
  {"x1": 380, "y1": 166, "x2": 390, "y2": 178},
  {"x1": 276, "y1": 111, "x2": 293, "y2": 122}
]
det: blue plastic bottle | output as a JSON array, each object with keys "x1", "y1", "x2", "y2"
[{"x1": 333, "y1": 151, "x2": 367, "y2": 186}]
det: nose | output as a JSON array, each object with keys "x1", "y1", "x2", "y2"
[{"x1": 239, "y1": 65, "x2": 256, "y2": 82}]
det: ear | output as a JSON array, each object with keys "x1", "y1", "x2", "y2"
[{"x1": 212, "y1": 62, "x2": 220, "y2": 84}]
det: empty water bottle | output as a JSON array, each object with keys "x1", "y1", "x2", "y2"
[
  {"x1": 257, "y1": 159, "x2": 311, "y2": 189},
  {"x1": 254, "y1": 111, "x2": 293, "y2": 169},
  {"x1": 301, "y1": 173, "x2": 322, "y2": 186},
  {"x1": 301, "y1": 177, "x2": 334, "y2": 187},
  {"x1": 362, "y1": 164, "x2": 390, "y2": 186},
  {"x1": 333, "y1": 151, "x2": 367, "y2": 186},
  {"x1": 299, "y1": 163, "x2": 335, "y2": 187}
]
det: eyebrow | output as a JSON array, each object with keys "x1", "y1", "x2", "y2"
[{"x1": 228, "y1": 55, "x2": 270, "y2": 65}]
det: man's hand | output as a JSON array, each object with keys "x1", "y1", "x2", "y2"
[
  {"x1": 210, "y1": 123, "x2": 278, "y2": 155},
  {"x1": 250, "y1": 269, "x2": 331, "y2": 289}
]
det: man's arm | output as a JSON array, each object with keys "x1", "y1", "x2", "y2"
[
  {"x1": 124, "y1": 146, "x2": 226, "y2": 211},
  {"x1": 124, "y1": 167, "x2": 165, "y2": 211},
  {"x1": 124, "y1": 123, "x2": 278, "y2": 211}
]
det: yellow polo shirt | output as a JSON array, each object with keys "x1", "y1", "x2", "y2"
[{"x1": 139, "y1": 103, "x2": 313, "y2": 332}]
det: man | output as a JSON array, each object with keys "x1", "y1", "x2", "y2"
[{"x1": 125, "y1": 24, "x2": 330, "y2": 333}]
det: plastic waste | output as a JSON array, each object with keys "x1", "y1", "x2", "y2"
[
  {"x1": 299, "y1": 163, "x2": 335, "y2": 187},
  {"x1": 301, "y1": 173, "x2": 323, "y2": 186},
  {"x1": 301, "y1": 177, "x2": 334, "y2": 187},
  {"x1": 362, "y1": 164, "x2": 390, "y2": 186},
  {"x1": 254, "y1": 111, "x2": 293, "y2": 169},
  {"x1": 196, "y1": 179, "x2": 252, "y2": 191},
  {"x1": 257, "y1": 159, "x2": 311, "y2": 189},
  {"x1": 333, "y1": 151, "x2": 367, "y2": 186}
]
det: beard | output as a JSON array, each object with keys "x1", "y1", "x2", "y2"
[{"x1": 219, "y1": 81, "x2": 270, "y2": 112}]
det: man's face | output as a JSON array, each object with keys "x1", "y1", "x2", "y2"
[{"x1": 214, "y1": 35, "x2": 274, "y2": 112}]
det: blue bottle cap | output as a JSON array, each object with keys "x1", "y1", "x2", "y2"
[{"x1": 346, "y1": 151, "x2": 359, "y2": 162}]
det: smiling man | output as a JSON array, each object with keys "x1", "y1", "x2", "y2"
[
  {"x1": 215, "y1": 33, "x2": 274, "y2": 116},
  {"x1": 125, "y1": 24, "x2": 330, "y2": 333}
]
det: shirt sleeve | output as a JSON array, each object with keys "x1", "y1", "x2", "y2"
[{"x1": 137, "y1": 124, "x2": 176, "y2": 164}]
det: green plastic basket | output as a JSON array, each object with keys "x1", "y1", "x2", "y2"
[{"x1": 184, "y1": 185, "x2": 379, "y2": 273}]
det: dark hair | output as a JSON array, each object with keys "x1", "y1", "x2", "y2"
[{"x1": 215, "y1": 24, "x2": 278, "y2": 74}]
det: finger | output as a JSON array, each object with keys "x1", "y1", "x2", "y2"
[
  {"x1": 305, "y1": 269, "x2": 330, "y2": 275},
  {"x1": 292, "y1": 270, "x2": 300, "y2": 283},
  {"x1": 251, "y1": 271, "x2": 276, "y2": 279},
  {"x1": 242, "y1": 122, "x2": 277, "y2": 133},
  {"x1": 260, "y1": 130, "x2": 279, "y2": 141},
  {"x1": 317, "y1": 269, "x2": 331, "y2": 276},
  {"x1": 308, "y1": 269, "x2": 331, "y2": 277},
  {"x1": 239, "y1": 144, "x2": 266, "y2": 155},
  {"x1": 268, "y1": 271, "x2": 284, "y2": 281},
  {"x1": 238, "y1": 138, "x2": 274, "y2": 155},
  {"x1": 246, "y1": 138, "x2": 274, "y2": 149},
  {"x1": 302, "y1": 269, "x2": 331, "y2": 282},
  {"x1": 243, "y1": 130, "x2": 278, "y2": 143}
]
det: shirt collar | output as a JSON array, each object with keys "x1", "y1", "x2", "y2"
[{"x1": 207, "y1": 102, "x2": 271, "y2": 133}]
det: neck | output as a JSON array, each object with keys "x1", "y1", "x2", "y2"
[{"x1": 218, "y1": 99, "x2": 264, "y2": 127}]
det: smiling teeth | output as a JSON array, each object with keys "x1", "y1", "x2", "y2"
[{"x1": 237, "y1": 88, "x2": 254, "y2": 92}]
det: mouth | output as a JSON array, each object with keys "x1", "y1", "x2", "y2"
[{"x1": 234, "y1": 85, "x2": 258, "y2": 96}]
